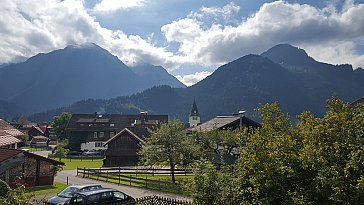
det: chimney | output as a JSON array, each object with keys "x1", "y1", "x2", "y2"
[
  {"x1": 140, "y1": 111, "x2": 148, "y2": 125},
  {"x1": 238, "y1": 111, "x2": 246, "y2": 129}
]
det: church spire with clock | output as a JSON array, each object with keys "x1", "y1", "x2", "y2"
[{"x1": 189, "y1": 99, "x2": 200, "y2": 127}]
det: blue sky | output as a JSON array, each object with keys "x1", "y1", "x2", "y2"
[{"x1": 1, "y1": 0, "x2": 364, "y2": 85}]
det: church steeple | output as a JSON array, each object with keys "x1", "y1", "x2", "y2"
[
  {"x1": 190, "y1": 99, "x2": 199, "y2": 117},
  {"x1": 189, "y1": 99, "x2": 200, "y2": 127}
]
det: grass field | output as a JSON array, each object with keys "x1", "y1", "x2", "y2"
[
  {"x1": 87, "y1": 173, "x2": 192, "y2": 195},
  {"x1": 27, "y1": 182, "x2": 68, "y2": 196},
  {"x1": 55, "y1": 157, "x2": 103, "y2": 170}
]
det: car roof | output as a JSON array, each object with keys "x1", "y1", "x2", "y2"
[
  {"x1": 68, "y1": 184, "x2": 102, "y2": 189},
  {"x1": 76, "y1": 188, "x2": 118, "y2": 196}
]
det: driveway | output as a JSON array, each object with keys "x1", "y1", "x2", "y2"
[{"x1": 55, "y1": 169, "x2": 192, "y2": 201}]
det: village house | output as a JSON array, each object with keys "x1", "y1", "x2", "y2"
[
  {"x1": 66, "y1": 112, "x2": 168, "y2": 152},
  {"x1": 103, "y1": 127, "x2": 151, "y2": 166},
  {"x1": 186, "y1": 101, "x2": 261, "y2": 164},
  {"x1": 188, "y1": 113, "x2": 261, "y2": 132},
  {"x1": 0, "y1": 119, "x2": 25, "y2": 149},
  {"x1": 0, "y1": 148, "x2": 64, "y2": 188}
]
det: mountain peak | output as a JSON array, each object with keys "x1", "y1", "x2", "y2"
[
  {"x1": 66, "y1": 42, "x2": 100, "y2": 49},
  {"x1": 261, "y1": 44, "x2": 316, "y2": 67}
]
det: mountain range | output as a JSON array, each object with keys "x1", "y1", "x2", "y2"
[
  {"x1": 28, "y1": 44, "x2": 364, "y2": 122},
  {"x1": 0, "y1": 43, "x2": 184, "y2": 115}
]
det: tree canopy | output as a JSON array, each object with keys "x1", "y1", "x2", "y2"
[
  {"x1": 138, "y1": 120, "x2": 199, "y2": 183},
  {"x1": 52, "y1": 112, "x2": 71, "y2": 140},
  {"x1": 188, "y1": 98, "x2": 364, "y2": 204}
]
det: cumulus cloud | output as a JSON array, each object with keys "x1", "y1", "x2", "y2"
[
  {"x1": 161, "y1": 0, "x2": 364, "y2": 69},
  {"x1": 92, "y1": 0, "x2": 147, "y2": 14},
  {"x1": 0, "y1": 0, "x2": 179, "y2": 70},
  {"x1": 176, "y1": 71, "x2": 212, "y2": 86},
  {"x1": 1, "y1": 0, "x2": 364, "y2": 87}
]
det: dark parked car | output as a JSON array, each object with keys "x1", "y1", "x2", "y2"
[
  {"x1": 47, "y1": 184, "x2": 102, "y2": 205},
  {"x1": 69, "y1": 188, "x2": 135, "y2": 205}
]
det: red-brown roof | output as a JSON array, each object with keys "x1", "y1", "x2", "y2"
[
  {"x1": 31, "y1": 136, "x2": 48, "y2": 143},
  {"x1": 0, "y1": 148, "x2": 64, "y2": 165},
  {"x1": 0, "y1": 136, "x2": 21, "y2": 147},
  {"x1": 0, "y1": 148, "x2": 22, "y2": 163},
  {"x1": 33, "y1": 126, "x2": 45, "y2": 134}
]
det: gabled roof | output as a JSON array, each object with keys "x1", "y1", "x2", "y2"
[
  {"x1": 0, "y1": 119, "x2": 16, "y2": 130},
  {"x1": 31, "y1": 136, "x2": 48, "y2": 143},
  {"x1": 350, "y1": 96, "x2": 364, "y2": 106},
  {"x1": 4, "y1": 129, "x2": 24, "y2": 137},
  {"x1": 0, "y1": 148, "x2": 64, "y2": 165},
  {"x1": 0, "y1": 135, "x2": 21, "y2": 147},
  {"x1": 33, "y1": 126, "x2": 45, "y2": 134},
  {"x1": 189, "y1": 115, "x2": 260, "y2": 132},
  {"x1": 104, "y1": 127, "x2": 150, "y2": 145},
  {"x1": 66, "y1": 113, "x2": 168, "y2": 132},
  {"x1": 0, "y1": 148, "x2": 23, "y2": 163}
]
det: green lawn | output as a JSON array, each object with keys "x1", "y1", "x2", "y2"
[
  {"x1": 27, "y1": 182, "x2": 68, "y2": 196},
  {"x1": 87, "y1": 173, "x2": 192, "y2": 195},
  {"x1": 55, "y1": 157, "x2": 103, "y2": 170}
]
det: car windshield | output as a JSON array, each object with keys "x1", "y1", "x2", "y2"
[{"x1": 58, "y1": 187, "x2": 80, "y2": 198}]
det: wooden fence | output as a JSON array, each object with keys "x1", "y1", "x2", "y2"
[
  {"x1": 109, "y1": 195, "x2": 192, "y2": 205},
  {"x1": 77, "y1": 167, "x2": 191, "y2": 192}
]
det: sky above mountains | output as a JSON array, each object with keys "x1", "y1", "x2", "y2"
[{"x1": 1, "y1": 0, "x2": 364, "y2": 86}]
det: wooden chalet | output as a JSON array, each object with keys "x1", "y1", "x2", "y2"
[
  {"x1": 187, "y1": 113, "x2": 260, "y2": 165},
  {"x1": 30, "y1": 136, "x2": 49, "y2": 148},
  {"x1": 66, "y1": 112, "x2": 168, "y2": 151},
  {"x1": 0, "y1": 148, "x2": 64, "y2": 188},
  {"x1": 103, "y1": 127, "x2": 151, "y2": 166},
  {"x1": 188, "y1": 114, "x2": 260, "y2": 133},
  {"x1": 0, "y1": 119, "x2": 24, "y2": 149}
]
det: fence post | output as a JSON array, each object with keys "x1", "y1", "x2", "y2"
[
  {"x1": 67, "y1": 176, "x2": 68, "y2": 185},
  {"x1": 145, "y1": 175, "x2": 147, "y2": 188},
  {"x1": 129, "y1": 175, "x2": 131, "y2": 187},
  {"x1": 83, "y1": 167, "x2": 85, "y2": 178},
  {"x1": 118, "y1": 167, "x2": 121, "y2": 184},
  {"x1": 76, "y1": 167, "x2": 78, "y2": 176},
  {"x1": 106, "y1": 171, "x2": 108, "y2": 182}
]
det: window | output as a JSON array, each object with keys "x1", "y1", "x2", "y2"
[
  {"x1": 99, "y1": 132, "x2": 104, "y2": 138},
  {"x1": 110, "y1": 132, "x2": 115, "y2": 138},
  {"x1": 110, "y1": 123, "x2": 115, "y2": 127},
  {"x1": 94, "y1": 132, "x2": 97, "y2": 138},
  {"x1": 95, "y1": 142, "x2": 103, "y2": 147}
]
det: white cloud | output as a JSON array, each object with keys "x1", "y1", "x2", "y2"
[
  {"x1": 0, "y1": 0, "x2": 179, "y2": 70},
  {"x1": 92, "y1": 0, "x2": 147, "y2": 14},
  {"x1": 161, "y1": 0, "x2": 364, "y2": 69},
  {"x1": 176, "y1": 71, "x2": 212, "y2": 86},
  {"x1": 1, "y1": 0, "x2": 364, "y2": 86}
]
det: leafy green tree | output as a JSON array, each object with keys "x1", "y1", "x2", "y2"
[
  {"x1": 54, "y1": 143, "x2": 69, "y2": 162},
  {"x1": 186, "y1": 161, "x2": 241, "y2": 205},
  {"x1": 139, "y1": 120, "x2": 199, "y2": 183},
  {"x1": 0, "y1": 185, "x2": 38, "y2": 205},
  {"x1": 0, "y1": 179, "x2": 10, "y2": 198},
  {"x1": 52, "y1": 112, "x2": 71, "y2": 140},
  {"x1": 192, "y1": 129, "x2": 240, "y2": 160},
  {"x1": 188, "y1": 98, "x2": 364, "y2": 204}
]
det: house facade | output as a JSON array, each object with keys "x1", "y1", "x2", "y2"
[
  {"x1": 0, "y1": 148, "x2": 64, "y2": 188},
  {"x1": 103, "y1": 127, "x2": 150, "y2": 167},
  {"x1": 66, "y1": 113, "x2": 168, "y2": 151}
]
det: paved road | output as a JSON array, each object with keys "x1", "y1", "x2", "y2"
[{"x1": 55, "y1": 169, "x2": 192, "y2": 201}]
